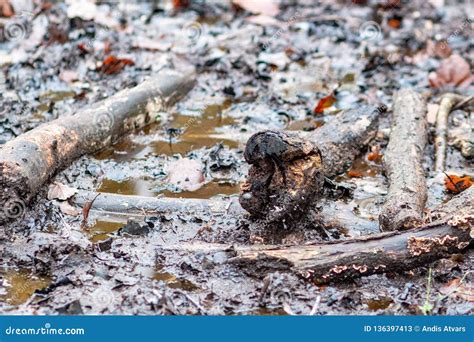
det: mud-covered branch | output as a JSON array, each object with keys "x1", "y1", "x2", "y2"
[
  {"x1": 0, "y1": 67, "x2": 196, "y2": 222},
  {"x1": 379, "y1": 89, "x2": 428, "y2": 231},
  {"x1": 239, "y1": 105, "x2": 385, "y2": 222},
  {"x1": 161, "y1": 188, "x2": 473, "y2": 284}
]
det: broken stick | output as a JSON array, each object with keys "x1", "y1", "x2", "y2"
[
  {"x1": 160, "y1": 187, "x2": 473, "y2": 284},
  {"x1": 0, "y1": 67, "x2": 196, "y2": 222},
  {"x1": 239, "y1": 105, "x2": 385, "y2": 222},
  {"x1": 379, "y1": 89, "x2": 427, "y2": 231},
  {"x1": 434, "y1": 93, "x2": 471, "y2": 172}
]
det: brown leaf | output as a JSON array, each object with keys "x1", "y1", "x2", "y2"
[
  {"x1": 347, "y1": 170, "x2": 363, "y2": 178},
  {"x1": 429, "y1": 54, "x2": 474, "y2": 88},
  {"x1": 48, "y1": 182, "x2": 78, "y2": 201},
  {"x1": 81, "y1": 193, "x2": 100, "y2": 228},
  {"x1": 367, "y1": 151, "x2": 382, "y2": 162},
  {"x1": 233, "y1": 0, "x2": 279, "y2": 16},
  {"x1": 387, "y1": 18, "x2": 401, "y2": 29},
  {"x1": 59, "y1": 201, "x2": 80, "y2": 216},
  {"x1": 439, "y1": 278, "x2": 474, "y2": 302},
  {"x1": 100, "y1": 55, "x2": 135, "y2": 75},
  {"x1": 444, "y1": 173, "x2": 473, "y2": 194},
  {"x1": 0, "y1": 0, "x2": 14, "y2": 17},
  {"x1": 313, "y1": 93, "x2": 336, "y2": 114}
]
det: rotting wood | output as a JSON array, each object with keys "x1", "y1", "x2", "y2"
[
  {"x1": 434, "y1": 93, "x2": 472, "y2": 172},
  {"x1": 239, "y1": 105, "x2": 386, "y2": 222},
  {"x1": 158, "y1": 187, "x2": 473, "y2": 284},
  {"x1": 0, "y1": 66, "x2": 196, "y2": 223},
  {"x1": 379, "y1": 89, "x2": 428, "y2": 232}
]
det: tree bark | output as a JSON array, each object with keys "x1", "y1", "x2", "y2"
[
  {"x1": 239, "y1": 105, "x2": 386, "y2": 222},
  {"x1": 159, "y1": 188, "x2": 473, "y2": 284},
  {"x1": 0, "y1": 67, "x2": 196, "y2": 222},
  {"x1": 379, "y1": 89, "x2": 428, "y2": 231}
]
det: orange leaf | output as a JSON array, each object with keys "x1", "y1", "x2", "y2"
[
  {"x1": 367, "y1": 151, "x2": 382, "y2": 162},
  {"x1": 100, "y1": 55, "x2": 135, "y2": 75},
  {"x1": 347, "y1": 170, "x2": 363, "y2": 178},
  {"x1": 444, "y1": 174, "x2": 473, "y2": 194},
  {"x1": 313, "y1": 94, "x2": 336, "y2": 114},
  {"x1": 387, "y1": 18, "x2": 401, "y2": 29}
]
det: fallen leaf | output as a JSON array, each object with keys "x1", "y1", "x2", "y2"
[
  {"x1": 100, "y1": 55, "x2": 135, "y2": 75},
  {"x1": 429, "y1": 54, "x2": 474, "y2": 88},
  {"x1": 439, "y1": 278, "x2": 474, "y2": 302},
  {"x1": 387, "y1": 18, "x2": 401, "y2": 29},
  {"x1": 444, "y1": 173, "x2": 473, "y2": 194},
  {"x1": 347, "y1": 170, "x2": 363, "y2": 178},
  {"x1": 367, "y1": 151, "x2": 382, "y2": 162},
  {"x1": 59, "y1": 201, "x2": 80, "y2": 216},
  {"x1": 172, "y1": 0, "x2": 189, "y2": 9},
  {"x1": 313, "y1": 93, "x2": 337, "y2": 114},
  {"x1": 0, "y1": 0, "x2": 14, "y2": 17},
  {"x1": 165, "y1": 158, "x2": 205, "y2": 192},
  {"x1": 48, "y1": 182, "x2": 78, "y2": 201},
  {"x1": 81, "y1": 193, "x2": 100, "y2": 228},
  {"x1": 246, "y1": 14, "x2": 281, "y2": 26},
  {"x1": 233, "y1": 0, "x2": 279, "y2": 16}
]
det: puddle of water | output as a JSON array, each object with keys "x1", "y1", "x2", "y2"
[
  {"x1": 151, "y1": 100, "x2": 237, "y2": 156},
  {"x1": 153, "y1": 265, "x2": 200, "y2": 292},
  {"x1": 98, "y1": 178, "x2": 155, "y2": 197},
  {"x1": 340, "y1": 153, "x2": 383, "y2": 180},
  {"x1": 97, "y1": 178, "x2": 240, "y2": 199},
  {"x1": 95, "y1": 137, "x2": 149, "y2": 162},
  {"x1": 0, "y1": 268, "x2": 51, "y2": 306},
  {"x1": 95, "y1": 100, "x2": 238, "y2": 161},
  {"x1": 87, "y1": 220, "x2": 124, "y2": 243},
  {"x1": 366, "y1": 297, "x2": 394, "y2": 311}
]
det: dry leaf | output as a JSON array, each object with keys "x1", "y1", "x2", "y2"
[
  {"x1": 165, "y1": 158, "x2": 205, "y2": 192},
  {"x1": 313, "y1": 93, "x2": 337, "y2": 114},
  {"x1": 347, "y1": 170, "x2": 363, "y2": 178},
  {"x1": 81, "y1": 193, "x2": 100, "y2": 228},
  {"x1": 246, "y1": 14, "x2": 281, "y2": 26},
  {"x1": 59, "y1": 201, "x2": 80, "y2": 216},
  {"x1": 48, "y1": 182, "x2": 78, "y2": 201},
  {"x1": 367, "y1": 151, "x2": 382, "y2": 162},
  {"x1": 0, "y1": 0, "x2": 14, "y2": 17},
  {"x1": 429, "y1": 54, "x2": 474, "y2": 88},
  {"x1": 444, "y1": 174, "x2": 473, "y2": 194},
  {"x1": 439, "y1": 278, "x2": 474, "y2": 302},
  {"x1": 233, "y1": 0, "x2": 279, "y2": 16},
  {"x1": 100, "y1": 55, "x2": 135, "y2": 75}
]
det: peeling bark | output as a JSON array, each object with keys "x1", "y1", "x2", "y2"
[
  {"x1": 160, "y1": 188, "x2": 473, "y2": 284},
  {"x1": 239, "y1": 105, "x2": 385, "y2": 222},
  {"x1": 0, "y1": 67, "x2": 196, "y2": 223},
  {"x1": 379, "y1": 89, "x2": 428, "y2": 231}
]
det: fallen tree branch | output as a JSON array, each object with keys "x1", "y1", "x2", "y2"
[
  {"x1": 0, "y1": 66, "x2": 196, "y2": 222},
  {"x1": 74, "y1": 191, "x2": 244, "y2": 219},
  {"x1": 379, "y1": 89, "x2": 428, "y2": 231},
  {"x1": 434, "y1": 93, "x2": 468, "y2": 172},
  {"x1": 159, "y1": 187, "x2": 473, "y2": 284},
  {"x1": 239, "y1": 105, "x2": 386, "y2": 222}
]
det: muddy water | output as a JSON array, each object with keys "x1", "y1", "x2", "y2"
[
  {"x1": 0, "y1": 268, "x2": 51, "y2": 306},
  {"x1": 366, "y1": 297, "x2": 394, "y2": 311},
  {"x1": 154, "y1": 264, "x2": 200, "y2": 292},
  {"x1": 95, "y1": 100, "x2": 238, "y2": 161},
  {"x1": 87, "y1": 220, "x2": 124, "y2": 243},
  {"x1": 97, "y1": 178, "x2": 241, "y2": 199}
]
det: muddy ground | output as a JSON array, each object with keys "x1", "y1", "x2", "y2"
[{"x1": 0, "y1": 0, "x2": 473, "y2": 315}]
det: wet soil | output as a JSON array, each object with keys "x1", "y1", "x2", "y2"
[{"x1": 0, "y1": 0, "x2": 473, "y2": 315}]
